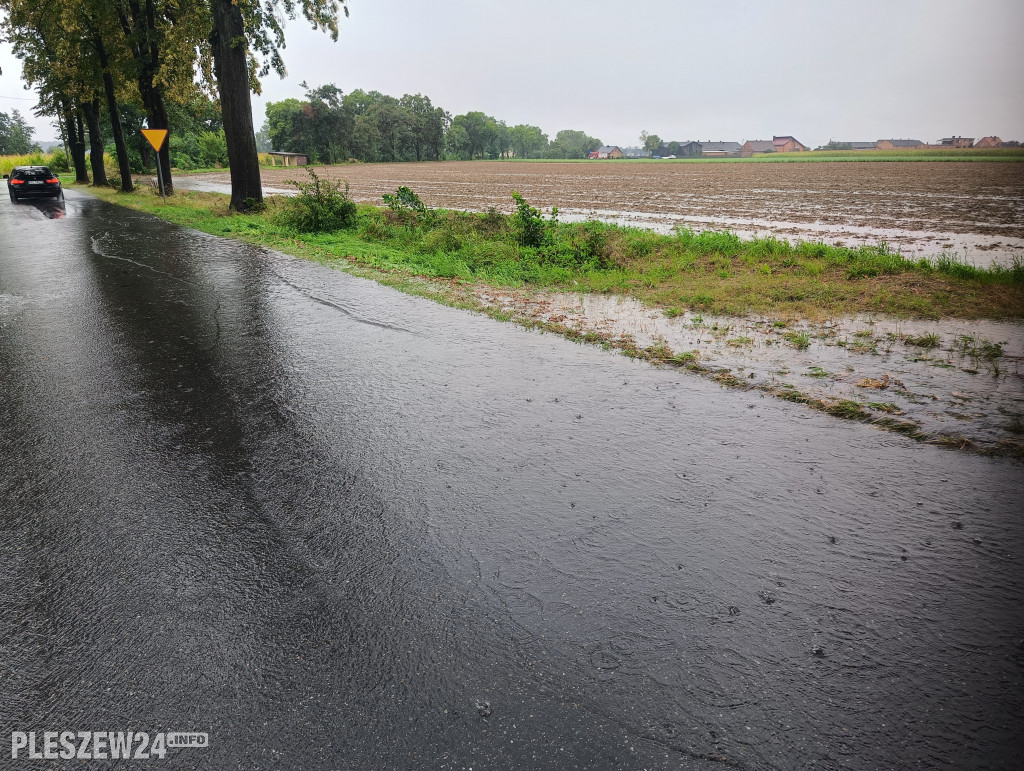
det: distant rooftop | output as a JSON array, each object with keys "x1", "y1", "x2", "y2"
[
  {"x1": 700, "y1": 141, "x2": 742, "y2": 152},
  {"x1": 879, "y1": 139, "x2": 923, "y2": 147}
]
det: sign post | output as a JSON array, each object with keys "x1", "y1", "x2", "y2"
[{"x1": 141, "y1": 129, "x2": 169, "y2": 203}]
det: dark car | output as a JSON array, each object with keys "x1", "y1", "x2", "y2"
[{"x1": 5, "y1": 166, "x2": 63, "y2": 202}]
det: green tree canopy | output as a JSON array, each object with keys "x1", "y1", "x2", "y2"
[
  {"x1": 509, "y1": 125, "x2": 548, "y2": 159},
  {"x1": 545, "y1": 129, "x2": 602, "y2": 159},
  {"x1": 0, "y1": 109, "x2": 36, "y2": 154},
  {"x1": 449, "y1": 111, "x2": 499, "y2": 159}
]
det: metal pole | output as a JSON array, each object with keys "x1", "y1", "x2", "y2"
[{"x1": 155, "y1": 154, "x2": 166, "y2": 203}]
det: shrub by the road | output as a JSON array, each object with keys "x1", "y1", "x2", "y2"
[
  {"x1": 279, "y1": 168, "x2": 357, "y2": 232},
  {"x1": 512, "y1": 190, "x2": 557, "y2": 247}
]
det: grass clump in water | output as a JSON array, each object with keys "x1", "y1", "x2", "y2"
[
  {"x1": 784, "y1": 331, "x2": 812, "y2": 349},
  {"x1": 904, "y1": 332, "x2": 941, "y2": 348}
]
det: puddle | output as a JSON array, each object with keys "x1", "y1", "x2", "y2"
[
  {"x1": 475, "y1": 288, "x2": 1024, "y2": 453},
  {"x1": 556, "y1": 208, "x2": 1024, "y2": 267},
  {"x1": 157, "y1": 177, "x2": 296, "y2": 197}
]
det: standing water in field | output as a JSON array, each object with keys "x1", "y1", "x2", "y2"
[
  {"x1": 475, "y1": 288, "x2": 1024, "y2": 454},
  {"x1": 179, "y1": 160, "x2": 1024, "y2": 266}
]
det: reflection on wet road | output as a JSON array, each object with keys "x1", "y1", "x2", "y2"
[
  {"x1": 2, "y1": 192, "x2": 1022, "y2": 770},
  {"x1": 6, "y1": 192, "x2": 67, "y2": 219}
]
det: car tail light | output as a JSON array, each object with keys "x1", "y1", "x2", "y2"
[
  {"x1": 10, "y1": 179, "x2": 25, "y2": 184},
  {"x1": 46, "y1": 178, "x2": 59, "y2": 184}
]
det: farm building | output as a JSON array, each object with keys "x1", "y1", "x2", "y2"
[
  {"x1": 740, "y1": 140, "x2": 775, "y2": 157},
  {"x1": 589, "y1": 146, "x2": 624, "y2": 159},
  {"x1": 876, "y1": 139, "x2": 925, "y2": 150},
  {"x1": 938, "y1": 136, "x2": 974, "y2": 148},
  {"x1": 973, "y1": 136, "x2": 1002, "y2": 149},
  {"x1": 848, "y1": 142, "x2": 878, "y2": 150},
  {"x1": 652, "y1": 142, "x2": 701, "y2": 158},
  {"x1": 267, "y1": 151, "x2": 309, "y2": 166},
  {"x1": 773, "y1": 136, "x2": 807, "y2": 153},
  {"x1": 698, "y1": 141, "x2": 742, "y2": 158},
  {"x1": 621, "y1": 147, "x2": 650, "y2": 158}
]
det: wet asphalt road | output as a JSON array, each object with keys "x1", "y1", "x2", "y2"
[{"x1": 1, "y1": 191, "x2": 1023, "y2": 770}]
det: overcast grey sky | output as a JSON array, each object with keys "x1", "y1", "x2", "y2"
[{"x1": 3, "y1": 0, "x2": 1023, "y2": 147}]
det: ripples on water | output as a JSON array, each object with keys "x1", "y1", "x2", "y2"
[{"x1": 2, "y1": 195, "x2": 1021, "y2": 769}]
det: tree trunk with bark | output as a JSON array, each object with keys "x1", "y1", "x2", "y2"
[
  {"x1": 211, "y1": 0, "x2": 262, "y2": 211},
  {"x1": 65, "y1": 106, "x2": 89, "y2": 184},
  {"x1": 83, "y1": 100, "x2": 108, "y2": 187},
  {"x1": 122, "y1": 0, "x2": 173, "y2": 192},
  {"x1": 95, "y1": 35, "x2": 133, "y2": 192}
]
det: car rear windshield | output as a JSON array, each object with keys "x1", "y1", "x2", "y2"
[{"x1": 13, "y1": 168, "x2": 54, "y2": 180}]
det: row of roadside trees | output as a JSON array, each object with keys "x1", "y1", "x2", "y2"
[
  {"x1": 0, "y1": 0, "x2": 350, "y2": 209},
  {"x1": 264, "y1": 82, "x2": 604, "y2": 163}
]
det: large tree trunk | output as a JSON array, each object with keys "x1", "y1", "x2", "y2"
[
  {"x1": 74, "y1": 112, "x2": 90, "y2": 183},
  {"x1": 65, "y1": 106, "x2": 90, "y2": 184},
  {"x1": 83, "y1": 100, "x2": 108, "y2": 187},
  {"x1": 95, "y1": 35, "x2": 133, "y2": 192},
  {"x1": 117, "y1": 0, "x2": 170, "y2": 191},
  {"x1": 211, "y1": 0, "x2": 262, "y2": 211}
]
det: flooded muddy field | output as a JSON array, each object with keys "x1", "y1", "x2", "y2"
[
  {"x1": 181, "y1": 161, "x2": 1024, "y2": 266},
  {"x1": 474, "y1": 287, "x2": 1024, "y2": 456}
]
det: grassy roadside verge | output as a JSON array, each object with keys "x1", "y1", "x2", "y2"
[
  {"x1": 76, "y1": 182, "x2": 1023, "y2": 321},
  {"x1": 73, "y1": 182, "x2": 1024, "y2": 458}
]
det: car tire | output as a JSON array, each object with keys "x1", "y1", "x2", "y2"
[{"x1": 8, "y1": 190, "x2": 18, "y2": 203}]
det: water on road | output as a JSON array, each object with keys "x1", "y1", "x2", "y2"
[{"x1": 1, "y1": 192, "x2": 1022, "y2": 770}]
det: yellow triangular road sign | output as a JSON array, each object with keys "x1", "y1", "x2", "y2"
[{"x1": 141, "y1": 129, "x2": 168, "y2": 151}]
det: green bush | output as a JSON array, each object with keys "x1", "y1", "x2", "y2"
[
  {"x1": 568, "y1": 221, "x2": 610, "y2": 266},
  {"x1": 173, "y1": 154, "x2": 199, "y2": 170},
  {"x1": 382, "y1": 185, "x2": 434, "y2": 228},
  {"x1": 105, "y1": 142, "x2": 147, "y2": 173},
  {"x1": 197, "y1": 130, "x2": 228, "y2": 167},
  {"x1": 512, "y1": 191, "x2": 557, "y2": 247},
  {"x1": 418, "y1": 227, "x2": 463, "y2": 254},
  {"x1": 475, "y1": 206, "x2": 508, "y2": 237},
  {"x1": 279, "y1": 168, "x2": 357, "y2": 233},
  {"x1": 170, "y1": 134, "x2": 202, "y2": 170},
  {"x1": 47, "y1": 151, "x2": 69, "y2": 172},
  {"x1": 382, "y1": 185, "x2": 427, "y2": 214}
]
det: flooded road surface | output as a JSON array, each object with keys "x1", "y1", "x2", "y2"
[{"x1": 2, "y1": 192, "x2": 1023, "y2": 770}]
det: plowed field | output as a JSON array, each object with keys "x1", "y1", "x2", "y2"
[{"x1": 184, "y1": 161, "x2": 1024, "y2": 266}]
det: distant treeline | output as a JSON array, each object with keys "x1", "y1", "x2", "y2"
[{"x1": 262, "y1": 84, "x2": 603, "y2": 163}]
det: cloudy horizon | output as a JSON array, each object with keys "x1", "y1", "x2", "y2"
[{"x1": 2, "y1": 0, "x2": 1022, "y2": 149}]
